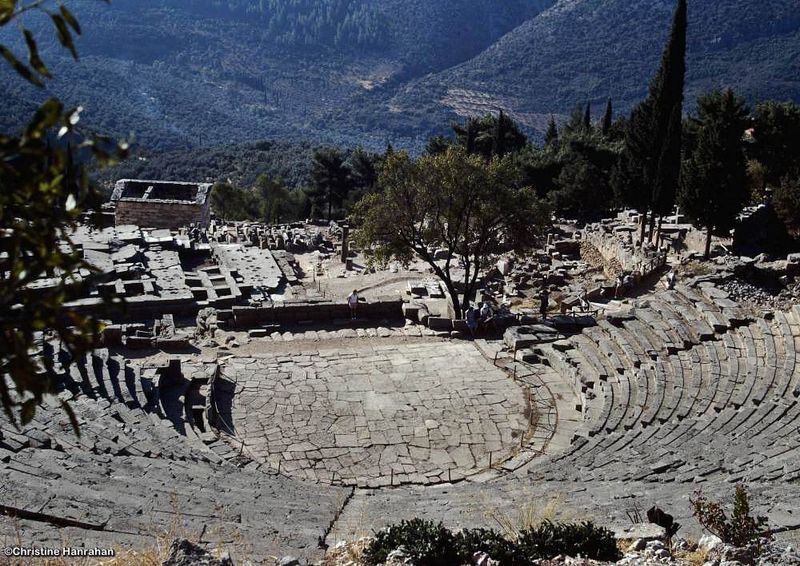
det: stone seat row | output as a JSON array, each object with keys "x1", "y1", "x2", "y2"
[
  {"x1": 45, "y1": 342, "x2": 216, "y2": 457},
  {"x1": 0, "y1": 433, "x2": 348, "y2": 563},
  {"x1": 527, "y1": 288, "x2": 800, "y2": 485}
]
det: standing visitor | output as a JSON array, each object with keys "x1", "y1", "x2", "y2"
[
  {"x1": 348, "y1": 289, "x2": 359, "y2": 320},
  {"x1": 465, "y1": 306, "x2": 478, "y2": 338},
  {"x1": 539, "y1": 288, "x2": 550, "y2": 320}
]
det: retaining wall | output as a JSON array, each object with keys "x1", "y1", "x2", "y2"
[{"x1": 231, "y1": 297, "x2": 404, "y2": 328}]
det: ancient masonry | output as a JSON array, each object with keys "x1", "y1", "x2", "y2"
[
  {"x1": 111, "y1": 179, "x2": 212, "y2": 229},
  {"x1": 2, "y1": 198, "x2": 800, "y2": 563}
]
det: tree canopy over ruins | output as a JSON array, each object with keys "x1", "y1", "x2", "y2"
[{"x1": 352, "y1": 147, "x2": 549, "y2": 319}]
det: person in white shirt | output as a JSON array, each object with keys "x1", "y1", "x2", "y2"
[{"x1": 348, "y1": 289, "x2": 359, "y2": 320}]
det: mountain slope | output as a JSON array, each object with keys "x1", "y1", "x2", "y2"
[
  {"x1": 385, "y1": 0, "x2": 800, "y2": 134},
  {"x1": 1, "y1": 0, "x2": 799, "y2": 152},
  {"x1": 0, "y1": 0, "x2": 552, "y2": 150}
]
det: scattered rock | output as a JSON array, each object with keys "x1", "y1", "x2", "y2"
[
  {"x1": 698, "y1": 534, "x2": 724, "y2": 553},
  {"x1": 628, "y1": 538, "x2": 647, "y2": 552},
  {"x1": 162, "y1": 539, "x2": 233, "y2": 566},
  {"x1": 473, "y1": 551, "x2": 499, "y2": 566}
]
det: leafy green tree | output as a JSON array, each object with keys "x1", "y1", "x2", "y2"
[
  {"x1": 310, "y1": 148, "x2": 351, "y2": 220},
  {"x1": 1, "y1": 0, "x2": 127, "y2": 426},
  {"x1": 691, "y1": 485, "x2": 769, "y2": 549},
  {"x1": 563, "y1": 102, "x2": 588, "y2": 136},
  {"x1": 679, "y1": 89, "x2": 749, "y2": 259},
  {"x1": 347, "y1": 147, "x2": 379, "y2": 191},
  {"x1": 614, "y1": 0, "x2": 687, "y2": 243},
  {"x1": 452, "y1": 117, "x2": 481, "y2": 155},
  {"x1": 211, "y1": 182, "x2": 250, "y2": 221},
  {"x1": 256, "y1": 175, "x2": 291, "y2": 224},
  {"x1": 551, "y1": 138, "x2": 618, "y2": 222},
  {"x1": 750, "y1": 101, "x2": 800, "y2": 186},
  {"x1": 774, "y1": 175, "x2": 800, "y2": 237},
  {"x1": 745, "y1": 159, "x2": 769, "y2": 205},
  {"x1": 353, "y1": 147, "x2": 549, "y2": 318},
  {"x1": 425, "y1": 135, "x2": 452, "y2": 156},
  {"x1": 452, "y1": 113, "x2": 527, "y2": 160}
]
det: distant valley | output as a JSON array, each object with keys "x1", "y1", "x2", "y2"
[{"x1": 1, "y1": 0, "x2": 798, "y2": 155}]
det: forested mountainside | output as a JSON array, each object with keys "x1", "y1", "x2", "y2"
[
  {"x1": 380, "y1": 0, "x2": 800, "y2": 136},
  {"x1": 93, "y1": 140, "x2": 320, "y2": 191},
  {"x1": 1, "y1": 0, "x2": 798, "y2": 155}
]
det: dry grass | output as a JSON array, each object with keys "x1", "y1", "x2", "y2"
[
  {"x1": 320, "y1": 537, "x2": 370, "y2": 566},
  {"x1": 674, "y1": 548, "x2": 708, "y2": 566},
  {"x1": 0, "y1": 493, "x2": 239, "y2": 566},
  {"x1": 484, "y1": 493, "x2": 567, "y2": 540}
]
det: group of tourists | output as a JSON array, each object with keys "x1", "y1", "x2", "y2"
[{"x1": 464, "y1": 301, "x2": 497, "y2": 337}]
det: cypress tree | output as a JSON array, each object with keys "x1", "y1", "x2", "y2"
[
  {"x1": 613, "y1": 0, "x2": 687, "y2": 244},
  {"x1": 545, "y1": 115, "x2": 559, "y2": 146},
  {"x1": 564, "y1": 103, "x2": 586, "y2": 135},
  {"x1": 583, "y1": 101, "x2": 592, "y2": 131},
  {"x1": 494, "y1": 109, "x2": 508, "y2": 157},
  {"x1": 602, "y1": 98, "x2": 613, "y2": 136}
]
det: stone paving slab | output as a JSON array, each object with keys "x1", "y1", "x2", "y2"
[{"x1": 219, "y1": 342, "x2": 531, "y2": 485}]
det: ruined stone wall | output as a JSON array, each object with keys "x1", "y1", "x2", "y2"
[
  {"x1": 232, "y1": 297, "x2": 403, "y2": 327},
  {"x1": 584, "y1": 223, "x2": 666, "y2": 277},
  {"x1": 115, "y1": 200, "x2": 210, "y2": 229}
]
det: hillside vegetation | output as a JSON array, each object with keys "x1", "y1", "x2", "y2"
[{"x1": 1, "y1": 0, "x2": 798, "y2": 153}]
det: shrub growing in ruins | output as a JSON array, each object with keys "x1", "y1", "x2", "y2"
[
  {"x1": 515, "y1": 520, "x2": 620, "y2": 562},
  {"x1": 361, "y1": 519, "x2": 461, "y2": 566},
  {"x1": 690, "y1": 485, "x2": 769, "y2": 549},
  {"x1": 1, "y1": 0, "x2": 126, "y2": 426},
  {"x1": 352, "y1": 146, "x2": 549, "y2": 318},
  {"x1": 453, "y1": 528, "x2": 524, "y2": 566},
  {"x1": 363, "y1": 519, "x2": 620, "y2": 565}
]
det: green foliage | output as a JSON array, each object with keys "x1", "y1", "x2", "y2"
[
  {"x1": 0, "y1": 0, "x2": 106, "y2": 87},
  {"x1": 96, "y1": 141, "x2": 319, "y2": 193},
  {"x1": 1, "y1": 0, "x2": 126, "y2": 426},
  {"x1": 679, "y1": 89, "x2": 750, "y2": 258},
  {"x1": 178, "y1": 0, "x2": 387, "y2": 49},
  {"x1": 453, "y1": 528, "x2": 524, "y2": 566},
  {"x1": 452, "y1": 113, "x2": 527, "y2": 160},
  {"x1": 602, "y1": 99, "x2": 613, "y2": 136},
  {"x1": 353, "y1": 147, "x2": 548, "y2": 318},
  {"x1": 774, "y1": 175, "x2": 800, "y2": 237},
  {"x1": 210, "y1": 178, "x2": 310, "y2": 223},
  {"x1": 544, "y1": 116, "x2": 558, "y2": 146},
  {"x1": 751, "y1": 100, "x2": 800, "y2": 186},
  {"x1": 614, "y1": 0, "x2": 686, "y2": 238},
  {"x1": 310, "y1": 148, "x2": 353, "y2": 220},
  {"x1": 362, "y1": 519, "x2": 460, "y2": 566},
  {"x1": 516, "y1": 520, "x2": 620, "y2": 562},
  {"x1": 518, "y1": 127, "x2": 621, "y2": 221},
  {"x1": 691, "y1": 485, "x2": 769, "y2": 548},
  {"x1": 362, "y1": 519, "x2": 620, "y2": 565}
]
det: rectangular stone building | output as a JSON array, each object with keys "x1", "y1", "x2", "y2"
[{"x1": 111, "y1": 179, "x2": 212, "y2": 229}]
